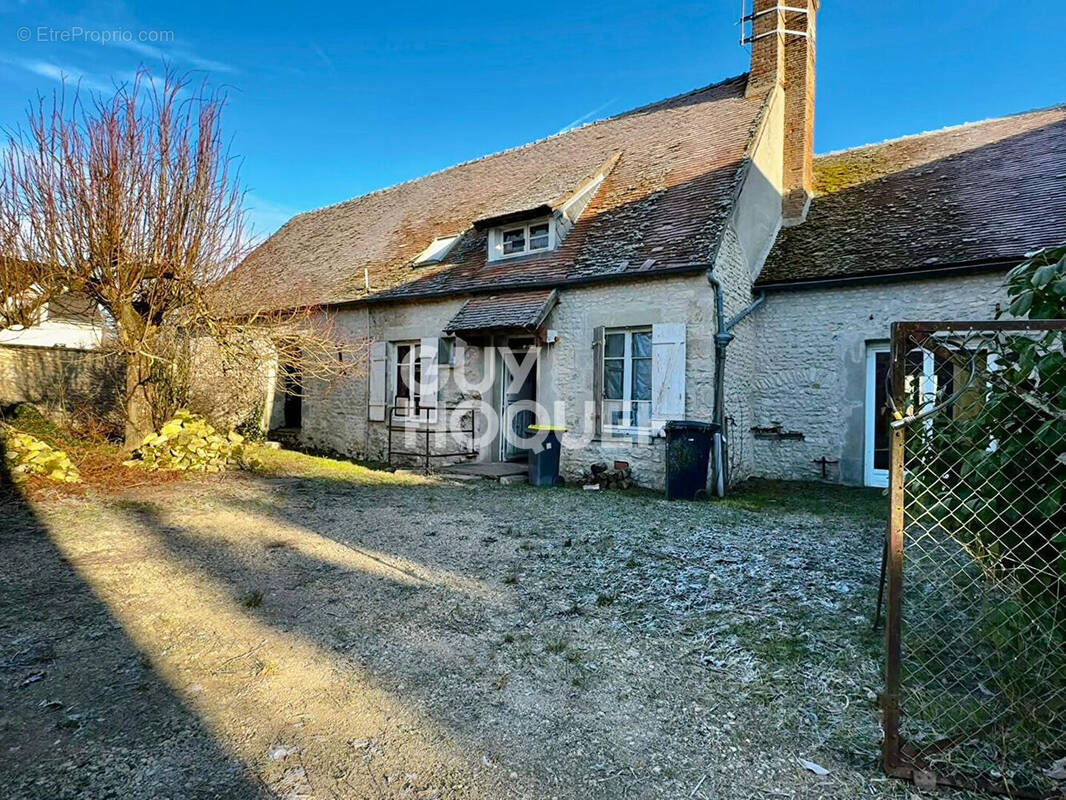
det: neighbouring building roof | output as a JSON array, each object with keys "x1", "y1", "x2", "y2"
[
  {"x1": 231, "y1": 74, "x2": 766, "y2": 308},
  {"x1": 759, "y1": 106, "x2": 1066, "y2": 287},
  {"x1": 445, "y1": 289, "x2": 558, "y2": 335},
  {"x1": 47, "y1": 292, "x2": 100, "y2": 324}
]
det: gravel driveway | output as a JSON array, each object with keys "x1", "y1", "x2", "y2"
[{"x1": 1, "y1": 453, "x2": 931, "y2": 799}]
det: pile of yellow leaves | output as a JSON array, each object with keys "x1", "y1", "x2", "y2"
[
  {"x1": 124, "y1": 410, "x2": 261, "y2": 473},
  {"x1": 1, "y1": 425, "x2": 81, "y2": 483}
]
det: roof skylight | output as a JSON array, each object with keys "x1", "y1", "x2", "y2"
[{"x1": 413, "y1": 235, "x2": 459, "y2": 266}]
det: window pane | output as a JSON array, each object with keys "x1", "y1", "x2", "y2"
[
  {"x1": 438, "y1": 336, "x2": 454, "y2": 366},
  {"x1": 632, "y1": 357, "x2": 651, "y2": 401},
  {"x1": 528, "y1": 223, "x2": 549, "y2": 250},
  {"x1": 604, "y1": 333, "x2": 624, "y2": 358},
  {"x1": 632, "y1": 401, "x2": 651, "y2": 429},
  {"x1": 604, "y1": 360, "x2": 624, "y2": 400},
  {"x1": 502, "y1": 228, "x2": 525, "y2": 254},
  {"x1": 603, "y1": 400, "x2": 624, "y2": 428},
  {"x1": 396, "y1": 345, "x2": 410, "y2": 398},
  {"x1": 632, "y1": 331, "x2": 652, "y2": 358},
  {"x1": 873, "y1": 351, "x2": 890, "y2": 470}
]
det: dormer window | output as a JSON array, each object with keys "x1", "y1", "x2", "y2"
[{"x1": 489, "y1": 218, "x2": 555, "y2": 261}]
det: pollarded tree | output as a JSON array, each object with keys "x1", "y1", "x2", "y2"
[{"x1": 0, "y1": 71, "x2": 361, "y2": 445}]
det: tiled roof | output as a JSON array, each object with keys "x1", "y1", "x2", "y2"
[
  {"x1": 445, "y1": 289, "x2": 558, "y2": 334},
  {"x1": 759, "y1": 106, "x2": 1066, "y2": 286},
  {"x1": 471, "y1": 152, "x2": 621, "y2": 228},
  {"x1": 231, "y1": 74, "x2": 765, "y2": 308},
  {"x1": 47, "y1": 292, "x2": 99, "y2": 324}
]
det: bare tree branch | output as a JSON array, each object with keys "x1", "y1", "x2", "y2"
[{"x1": 0, "y1": 69, "x2": 363, "y2": 445}]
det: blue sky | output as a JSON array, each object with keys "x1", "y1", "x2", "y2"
[{"x1": 0, "y1": 0, "x2": 1062, "y2": 238}]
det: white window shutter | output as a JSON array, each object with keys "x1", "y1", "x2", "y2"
[
  {"x1": 651, "y1": 323, "x2": 686, "y2": 423},
  {"x1": 368, "y1": 342, "x2": 387, "y2": 422},
  {"x1": 419, "y1": 337, "x2": 440, "y2": 421}
]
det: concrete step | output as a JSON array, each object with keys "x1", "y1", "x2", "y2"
[{"x1": 437, "y1": 461, "x2": 528, "y2": 484}]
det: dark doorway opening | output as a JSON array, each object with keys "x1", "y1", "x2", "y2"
[{"x1": 282, "y1": 362, "x2": 302, "y2": 428}]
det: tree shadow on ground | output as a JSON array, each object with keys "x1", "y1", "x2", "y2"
[
  {"x1": 102, "y1": 472, "x2": 893, "y2": 799},
  {"x1": 0, "y1": 453, "x2": 271, "y2": 799},
  {"x1": 110, "y1": 480, "x2": 684, "y2": 798}
]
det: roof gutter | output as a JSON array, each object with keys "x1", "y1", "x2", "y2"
[{"x1": 345, "y1": 261, "x2": 711, "y2": 308}]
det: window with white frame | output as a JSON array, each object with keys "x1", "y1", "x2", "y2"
[
  {"x1": 393, "y1": 342, "x2": 422, "y2": 417},
  {"x1": 488, "y1": 218, "x2": 554, "y2": 261},
  {"x1": 603, "y1": 327, "x2": 653, "y2": 431}
]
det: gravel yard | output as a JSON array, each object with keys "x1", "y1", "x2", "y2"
[{"x1": 1, "y1": 451, "x2": 932, "y2": 799}]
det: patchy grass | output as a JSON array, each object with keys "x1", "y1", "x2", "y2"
[
  {"x1": 543, "y1": 637, "x2": 568, "y2": 654},
  {"x1": 725, "y1": 478, "x2": 887, "y2": 521},
  {"x1": 253, "y1": 446, "x2": 437, "y2": 486},
  {"x1": 1, "y1": 450, "x2": 931, "y2": 800},
  {"x1": 0, "y1": 409, "x2": 434, "y2": 503},
  {"x1": 728, "y1": 620, "x2": 810, "y2": 667}
]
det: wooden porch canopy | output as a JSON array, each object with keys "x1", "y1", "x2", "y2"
[{"x1": 444, "y1": 289, "x2": 558, "y2": 336}]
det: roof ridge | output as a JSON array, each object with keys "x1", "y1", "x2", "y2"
[
  {"x1": 278, "y1": 73, "x2": 751, "y2": 228},
  {"x1": 815, "y1": 102, "x2": 1066, "y2": 160}
]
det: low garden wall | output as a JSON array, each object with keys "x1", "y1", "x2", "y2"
[{"x1": 0, "y1": 344, "x2": 124, "y2": 416}]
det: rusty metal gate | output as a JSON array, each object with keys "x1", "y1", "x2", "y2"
[{"x1": 883, "y1": 321, "x2": 1066, "y2": 798}]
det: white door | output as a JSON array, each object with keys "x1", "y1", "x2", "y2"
[
  {"x1": 865, "y1": 343, "x2": 942, "y2": 487},
  {"x1": 864, "y1": 344, "x2": 891, "y2": 488}
]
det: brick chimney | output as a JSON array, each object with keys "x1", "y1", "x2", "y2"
[{"x1": 746, "y1": 0, "x2": 818, "y2": 224}]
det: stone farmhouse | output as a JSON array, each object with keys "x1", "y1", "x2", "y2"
[{"x1": 234, "y1": 0, "x2": 1066, "y2": 489}]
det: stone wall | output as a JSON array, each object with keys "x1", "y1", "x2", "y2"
[
  {"x1": 0, "y1": 344, "x2": 123, "y2": 416},
  {"x1": 287, "y1": 91, "x2": 790, "y2": 490},
  {"x1": 706, "y1": 86, "x2": 786, "y2": 481},
  {"x1": 186, "y1": 335, "x2": 279, "y2": 434},
  {"x1": 544, "y1": 272, "x2": 719, "y2": 486},
  {"x1": 748, "y1": 271, "x2": 1009, "y2": 485},
  {"x1": 296, "y1": 270, "x2": 739, "y2": 490}
]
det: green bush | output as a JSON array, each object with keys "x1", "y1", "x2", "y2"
[
  {"x1": 907, "y1": 245, "x2": 1066, "y2": 734},
  {"x1": 124, "y1": 410, "x2": 261, "y2": 473},
  {"x1": 0, "y1": 423, "x2": 81, "y2": 483},
  {"x1": 1, "y1": 403, "x2": 54, "y2": 438},
  {"x1": 234, "y1": 411, "x2": 266, "y2": 443}
]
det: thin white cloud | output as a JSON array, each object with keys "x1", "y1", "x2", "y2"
[
  {"x1": 177, "y1": 49, "x2": 234, "y2": 74},
  {"x1": 0, "y1": 54, "x2": 116, "y2": 92},
  {"x1": 107, "y1": 37, "x2": 162, "y2": 60},
  {"x1": 556, "y1": 98, "x2": 618, "y2": 134},
  {"x1": 103, "y1": 37, "x2": 236, "y2": 74},
  {"x1": 309, "y1": 41, "x2": 334, "y2": 73}
]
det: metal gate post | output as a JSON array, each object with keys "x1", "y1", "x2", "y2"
[{"x1": 882, "y1": 321, "x2": 910, "y2": 779}]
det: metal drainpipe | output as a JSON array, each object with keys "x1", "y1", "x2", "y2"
[{"x1": 706, "y1": 271, "x2": 767, "y2": 496}]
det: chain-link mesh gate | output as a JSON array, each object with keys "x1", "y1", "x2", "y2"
[{"x1": 882, "y1": 321, "x2": 1066, "y2": 798}]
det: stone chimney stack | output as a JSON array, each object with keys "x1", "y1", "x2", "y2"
[{"x1": 746, "y1": 0, "x2": 818, "y2": 224}]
